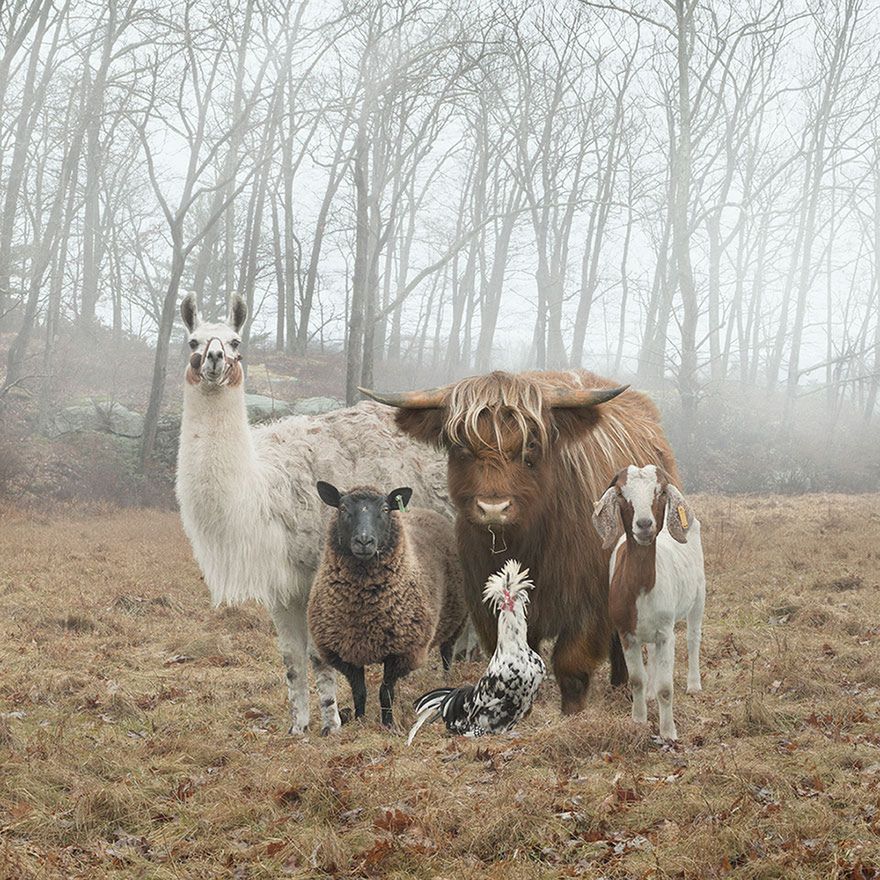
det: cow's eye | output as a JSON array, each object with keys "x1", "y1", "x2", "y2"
[{"x1": 188, "y1": 339, "x2": 199, "y2": 350}]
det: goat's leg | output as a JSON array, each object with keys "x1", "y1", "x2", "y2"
[
  {"x1": 308, "y1": 640, "x2": 342, "y2": 736},
  {"x1": 621, "y1": 633, "x2": 648, "y2": 724},
  {"x1": 654, "y1": 631, "x2": 677, "y2": 740},
  {"x1": 686, "y1": 596, "x2": 704, "y2": 694},
  {"x1": 645, "y1": 644, "x2": 657, "y2": 702},
  {"x1": 269, "y1": 600, "x2": 310, "y2": 735}
]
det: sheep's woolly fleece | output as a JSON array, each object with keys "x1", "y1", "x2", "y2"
[
  {"x1": 308, "y1": 506, "x2": 466, "y2": 668},
  {"x1": 176, "y1": 398, "x2": 450, "y2": 607}
]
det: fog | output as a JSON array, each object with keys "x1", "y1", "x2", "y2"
[{"x1": 1, "y1": 0, "x2": 879, "y2": 498}]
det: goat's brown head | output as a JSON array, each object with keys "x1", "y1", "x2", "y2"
[
  {"x1": 181, "y1": 293, "x2": 246, "y2": 389},
  {"x1": 360, "y1": 371, "x2": 627, "y2": 533},
  {"x1": 592, "y1": 464, "x2": 693, "y2": 550}
]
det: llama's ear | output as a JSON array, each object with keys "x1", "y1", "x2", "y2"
[
  {"x1": 181, "y1": 293, "x2": 199, "y2": 332},
  {"x1": 317, "y1": 481, "x2": 341, "y2": 508},
  {"x1": 229, "y1": 294, "x2": 248, "y2": 333},
  {"x1": 592, "y1": 486, "x2": 623, "y2": 550},
  {"x1": 387, "y1": 487, "x2": 413, "y2": 511},
  {"x1": 665, "y1": 484, "x2": 693, "y2": 543}
]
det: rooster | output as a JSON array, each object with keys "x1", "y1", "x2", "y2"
[{"x1": 407, "y1": 559, "x2": 545, "y2": 743}]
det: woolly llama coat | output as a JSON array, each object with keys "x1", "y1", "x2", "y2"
[
  {"x1": 177, "y1": 399, "x2": 451, "y2": 610},
  {"x1": 308, "y1": 505, "x2": 466, "y2": 669}
]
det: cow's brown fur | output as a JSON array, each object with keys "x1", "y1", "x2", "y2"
[{"x1": 393, "y1": 369, "x2": 679, "y2": 715}]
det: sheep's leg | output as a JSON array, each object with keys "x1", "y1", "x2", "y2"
[
  {"x1": 344, "y1": 665, "x2": 366, "y2": 719},
  {"x1": 269, "y1": 600, "x2": 311, "y2": 735},
  {"x1": 620, "y1": 633, "x2": 648, "y2": 724},
  {"x1": 325, "y1": 656, "x2": 366, "y2": 719},
  {"x1": 439, "y1": 640, "x2": 454, "y2": 673},
  {"x1": 654, "y1": 632, "x2": 677, "y2": 740},
  {"x1": 380, "y1": 654, "x2": 414, "y2": 728},
  {"x1": 645, "y1": 644, "x2": 657, "y2": 702},
  {"x1": 309, "y1": 642, "x2": 342, "y2": 736},
  {"x1": 686, "y1": 595, "x2": 704, "y2": 694}
]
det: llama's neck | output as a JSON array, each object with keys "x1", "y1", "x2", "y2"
[{"x1": 178, "y1": 381, "x2": 258, "y2": 488}]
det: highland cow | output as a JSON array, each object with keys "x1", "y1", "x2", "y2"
[{"x1": 361, "y1": 370, "x2": 680, "y2": 715}]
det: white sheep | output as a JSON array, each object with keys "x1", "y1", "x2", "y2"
[
  {"x1": 307, "y1": 482, "x2": 467, "y2": 727},
  {"x1": 592, "y1": 464, "x2": 705, "y2": 740}
]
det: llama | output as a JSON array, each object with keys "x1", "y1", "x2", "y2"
[
  {"x1": 592, "y1": 464, "x2": 705, "y2": 740},
  {"x1": 308, "y1": 482, "x2": 467, "y2": 726},
  {"x1": 175, "y1": 293, "x2": 450, "y2": 735}
]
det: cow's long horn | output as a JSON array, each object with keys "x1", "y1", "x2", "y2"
[
  {"x1": 358, "y1": 386, "x2": 449, "y2": 408},
  {"x1": 547, "y1": 384, "x2": 629, "y2": 407}
]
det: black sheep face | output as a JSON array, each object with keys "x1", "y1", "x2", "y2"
[{"x1": 317, "y1": 482, "x2": 413, "y2": 561}]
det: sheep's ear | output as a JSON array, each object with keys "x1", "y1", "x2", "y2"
[
  {"x1": 665, "y1": 484, "x2": 693, "y2": 543},
  {"x1": 317, "y1": 481, "x2": 341, "y2": 508},
  {"x1": 387, "y1": 487, "x2": 413, "y2": 512},
  {"x1": 228, "y1": 294, "x2": 248, "y2": 333},
  {"x1": 592, "y1": 486, "x2": 623, "y2": 550},
  {"x1": 181, "y1": 293, "x2": 199, "y2": 332}
]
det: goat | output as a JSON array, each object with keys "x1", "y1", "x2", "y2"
[{"x1": 592, "y1": 464, "x2": 705, "y2": 740}]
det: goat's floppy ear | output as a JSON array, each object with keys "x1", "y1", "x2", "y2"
[
  {"x1": 665, "y1": 484, "x2": 693, "y2": 543},
  {"x1": 592, "y1": 486, "x2": 623, "y2": 550},
  {"x1": 229, "y1": 294, "x2": 248, "y2": 333},
  {"x1": 317, "y1": 481, "x2": 341, "y2": 508},
  {"x1": 181, "y1": 293, "x2": 199, "y2": 332},
  {"x1": 387, "y1": 487, "x2": 413, "y2": 511}
]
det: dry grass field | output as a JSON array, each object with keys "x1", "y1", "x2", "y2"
[{"x1": 1, "y1": 495, "x2": 880, "y2": 879}]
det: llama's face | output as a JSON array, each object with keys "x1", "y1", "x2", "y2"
[{"x1": 180, "y1": 293, "x2": 247, "y2": 389}]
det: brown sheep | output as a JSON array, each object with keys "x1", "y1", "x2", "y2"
[{"x1": 307, "y1": 482, "x2": 466, "y2": 727}]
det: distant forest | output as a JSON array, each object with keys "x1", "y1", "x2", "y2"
[{"x1": 2, "y1": 0, "x2": 879, "y2": 482}]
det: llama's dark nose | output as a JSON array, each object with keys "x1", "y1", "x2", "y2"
[
  {"x1": 635, "y1": 518, "x2": 653, "y2": 531},
  {"x1": 206, "y1": 349, "x2": 223, "y2": 367}
]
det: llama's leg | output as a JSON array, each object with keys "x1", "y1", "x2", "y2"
[
  {"x1": 269, "y1": 600, "x2": 310, "y2": 735},
  {"x1": 309, "y1": 641, "x2": 341, "y2": 736},
  {"x1": 621, "y1": 634, "x2": 647, "y2": 724},
  {"x1": 380, "y1": 654, "x2": 415, "y2": 727},
  {"x1": 645, "y1": 643, "x2": 657, "y2": 701},
  {"x1": 686, "y1": 595, "x2": 704, "y2": 694},
  {"x1": 654, "y1": 631, "x2": 677, "y2": 740}
]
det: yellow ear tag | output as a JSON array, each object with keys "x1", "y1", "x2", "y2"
[{"x1": 677, "y1": 506, "x2": 688, "y2": 529}]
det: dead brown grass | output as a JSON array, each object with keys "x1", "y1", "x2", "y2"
[{"x1": 1, "y1": 495, "x2": 880, "y2": 878}]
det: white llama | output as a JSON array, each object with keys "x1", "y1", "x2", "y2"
[{"x1": 175, "y1": 293, "x2": 450, "y2": 735}]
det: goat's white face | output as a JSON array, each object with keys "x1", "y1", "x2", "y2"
[
  {"x1": 180, "y1": 293, "x2": 247, "y2": 389},
  {"x1": 620, "y1": 465, "x2": 665, "y2": 546}
]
